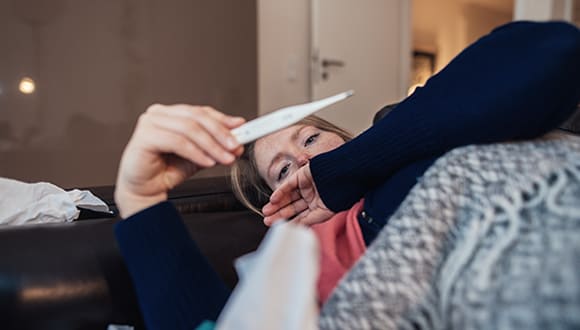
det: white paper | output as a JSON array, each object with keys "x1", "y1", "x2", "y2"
[
  {"x1": 217, "y1": 222, "x2": 320, "y2": 330},
  {"x1": 67, "y1": 188, "x2": 111, "y2": 213},
  {"x1": 0, "y1": 177, "x2": 110, "y2": 226},
  {"x1": 107, "y1": 325, "x2": 134, "y2": 330}
]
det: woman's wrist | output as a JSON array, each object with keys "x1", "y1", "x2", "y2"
[{"x1": 114, "y1": 187, "x2": 168, "y2": 219}]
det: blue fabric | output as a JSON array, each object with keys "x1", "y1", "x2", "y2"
[
  {"x1": 359, "y1": 157, "x2": 437, "y2": 245},
  {"x1": 114, "y1": 202, "x2": 230, "y2": 330},
  {"x1": 311, "y1": 21, "x2": 580, "y2": 225}
]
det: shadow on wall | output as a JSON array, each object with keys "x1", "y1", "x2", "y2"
[
  {"x1": 0, "y1": 112, "x2": 233, "y2": 188},
  {"x1": 0, "y1": 0, "x2": 258, "y2": 188},
  {"x1": 0, "y1": 115, "x2": 132, "y2": 188}
]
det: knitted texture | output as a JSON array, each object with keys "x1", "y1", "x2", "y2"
[{"x1": 319, "y1": 133, "x2": 580, "y2": 329}]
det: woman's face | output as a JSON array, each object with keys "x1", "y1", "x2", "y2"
[{"x1": 254, "y1": 125, "x2": 345, "y2": 190}]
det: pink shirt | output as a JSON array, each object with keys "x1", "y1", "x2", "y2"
[{"x1": 311, "y1": 199, "x2": 366, "y2": 304}]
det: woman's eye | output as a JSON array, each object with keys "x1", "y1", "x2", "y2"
[
  {"x1": 278, "y1": 164, "x2": 290, "y2": 181},
  {"x1": 304, "y1": 133, "x2": 320, "y2": 147}
]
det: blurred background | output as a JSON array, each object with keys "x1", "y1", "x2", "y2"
[{"x1": 0, "y1": 0, "x2": 578, "y2": 188}]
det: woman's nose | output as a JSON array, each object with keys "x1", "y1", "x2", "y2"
[{"x1": 297, "y1": 153, "x2": 309, "y2": 167}]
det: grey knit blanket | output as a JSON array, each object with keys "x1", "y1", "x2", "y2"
[{"x1": 319, "y1": 133, "x2": 580, "y2": 330}]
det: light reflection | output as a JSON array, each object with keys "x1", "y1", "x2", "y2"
[
  {"x1": 19, "y1": 77, "x2": 36, "y2": 94},
  {"x1": 407, "y1": 83, "x2": 423, "y2": 96},
  {"x1": 19, "y1": 279, "x2": 106, "y2": 303}
]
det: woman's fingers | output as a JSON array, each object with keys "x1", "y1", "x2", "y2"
[
  {"x1": 262, "y1": 189, "x2": 302, "y2": 216},
  {"x1": 148, "y1": 104, "x2": 245, "y2": 150},
  {"x1": 291, "y1": 208, "x2": 334, "y2": 226},
  {"x1": 263, "y1": 165, "x2": 318, "y2": 225},
  {"x1": 182, "y1": 106, "x2": 242, "y2": 150},
  {"x1": 136, "y1": 121, "x2": 217, "y2": 168},
  {"x1": 263, "y1": 199, "x2": 308, "y2": 226},
  {"x1": 270, "y1": 165, "x2": 315, "y2": 203},
  {"x1": 161, "y1": 154, "x2": 200, "y2": 190},
  {"x1": 144, "y1": 104, "x2": 245, "y2": 165},
  {"x1": 148, "y1": 112, "x2": 235, "y2": 164},
  {"x1": 269, "y1": 176, "x2": 303, "y2": 205},
  {"x1": 116, "y1": 103, "x2": 244, "y2": 218},
  {"x1": 198, "y1": 105, "x2": 246, "y2": 128},
  {"x1": 263, "y1": 164, "x2": 334, "y2": 226}
]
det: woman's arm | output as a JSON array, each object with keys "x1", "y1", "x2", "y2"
[
  {"x1": 114, "y1": 105, "x2": 245, "y2": 329},
  {"x1": 115, "y1": 104, "x2": 244, "y2": 218},
  {"x1": 115, "y1": 202, "x2": 230, "y2": 329},
  {"x1": 312, "y1": 21, "x2": 580, "y2": 212}
]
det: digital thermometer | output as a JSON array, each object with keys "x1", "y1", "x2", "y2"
[{"x1": 231, "y1": 90, "x2": 354, "y2": 145}]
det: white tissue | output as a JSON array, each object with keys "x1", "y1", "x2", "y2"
[
  {"x1": 216, "y1": 222, "x2": 319, "y2": 330},
  {"x1": 0, "y1": 177, "x2": 110, "y2": 226},
  {"x1": 107, "y1": 325, "x2": 134, "y2": 330},
  {"x1": 67, "y1": 188, "x2": 111, "y2": 213}
]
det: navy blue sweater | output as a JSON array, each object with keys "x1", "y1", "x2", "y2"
[
  {"x1": 311, "y1": 21, "x2": 580, "y2": 242},
  {"x1": 115, "y1": 21, "x2": 580, "y2": 330}
]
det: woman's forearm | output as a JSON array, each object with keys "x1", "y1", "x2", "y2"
[
  {"x1": 311, "y1": 21, "x2": 580, "y2": 212},
  {"x1": 115, "y1": 202, "x2": 230, "y2": 329}
]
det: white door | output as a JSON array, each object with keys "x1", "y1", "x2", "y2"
[{"x1": 310, "y1": 0, "x2": 411, "y2": 134}]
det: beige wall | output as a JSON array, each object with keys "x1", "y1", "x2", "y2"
[
  {"x1": 0, "y1": 0, "x2": 257, "y2": 187},
  {"x1": 257, "y1": 0, "x2": 516, "y2": 119},
  {"x1": 463, "y1": 4, "x2": 513, "y2": 45},
  {"x1": 257, "y1": 0, "x2": 311, "y2": 115},
  {"x1": 257, "y1": 0, "x2": 410, "y2": 134},
  {"x1": 258, "y1": 0, "x2": 515, "y2": 129},
  {"x1": 514, "y1": 0, "x2": 577, "y2": 21},
  {"x1": 413, "y1": 0, "x2": 513, "y2": 73}
]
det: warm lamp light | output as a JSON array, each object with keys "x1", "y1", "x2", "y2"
[
  {"x1": 19, "y1": 77, "x2": 36, "y2": 94},
  {"x1": 407, "y1": 83, "x2": 423, "y2": 96}
]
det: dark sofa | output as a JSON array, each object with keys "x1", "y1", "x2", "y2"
[{"x1": 0, "y1": 176, "x2": 267, "y2": 330}]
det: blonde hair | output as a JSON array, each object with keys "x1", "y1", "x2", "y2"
[{"x1": 230, "y1": 115, "x2": 353, "y2": 215}]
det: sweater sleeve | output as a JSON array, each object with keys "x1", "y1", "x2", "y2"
[
  {"x1": 114, "y1": 202, "x2": 230, "y2": 330},
  {"x1": 311, "y1": 21, "x2": 580, "y2": 212}
]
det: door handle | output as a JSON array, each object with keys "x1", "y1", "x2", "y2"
[
  {"x1": 321, "y1": 58, "x2": 345, "y2": 80},
  {"x1": 321, "y1": 59, "x2": 345, "y2": 68}
]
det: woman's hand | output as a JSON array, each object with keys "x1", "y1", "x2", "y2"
[
  {"x1": 262, "y1": 164, "x2": 335, "y2": 226},
  {"x1": 115, "y1": 104, "x2": 245, "y2": 218}
]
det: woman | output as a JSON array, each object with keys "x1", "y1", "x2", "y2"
[
  {"x1": 231, "y1": 115, "x2": 366, "y2": 303},
  {"x1": 114, "y1": 21, "x2": 580, "y2": 329}
]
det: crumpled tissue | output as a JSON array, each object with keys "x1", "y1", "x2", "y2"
[
  {"x1": 0, "y1": 177, "x2": 111, "y2": 226},
  {"x1": 216, "y1": 222, "x2": 319, "y2": 330}
]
